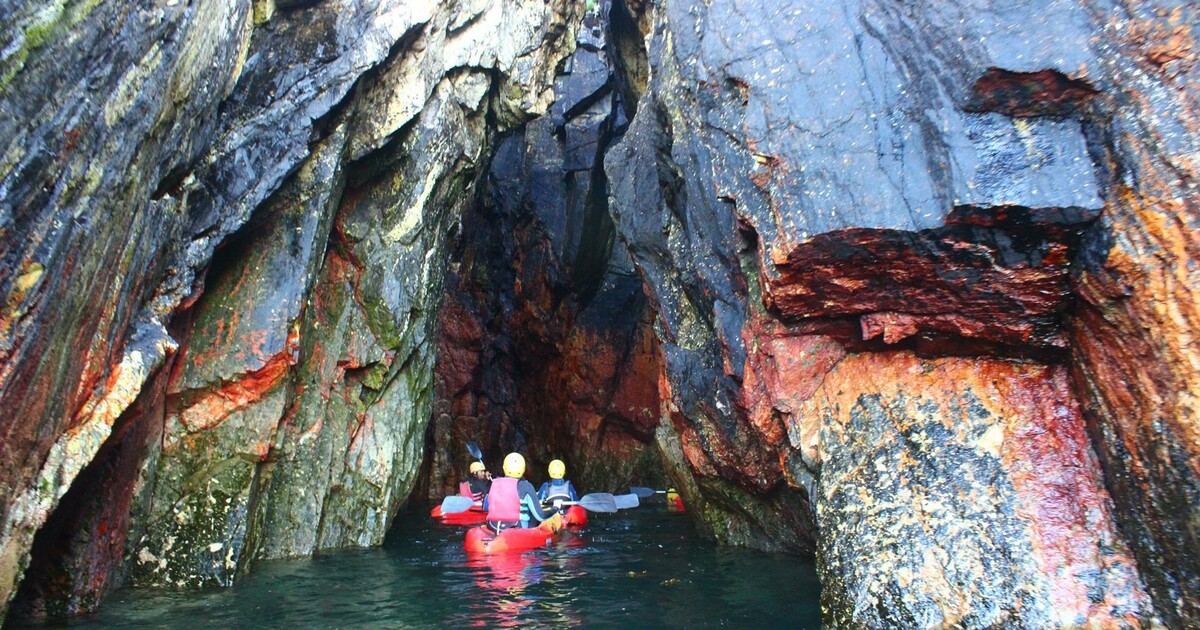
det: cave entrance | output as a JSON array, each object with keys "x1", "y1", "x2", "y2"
[{"x1": 415, "y1": 0, "x2": 668, "y2": 504}]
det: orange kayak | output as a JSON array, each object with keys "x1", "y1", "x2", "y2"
[
  {"x1": 464, "y1": 513, "x2": 564, "y2": 554},
  {"x1": 430, "y1": 505, "x2": 488, "y2": 525},
  {"x1": 563, "y1": 505, "x2": 588, "y2": 527}
]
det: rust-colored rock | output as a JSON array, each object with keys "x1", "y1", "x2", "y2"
[
  {"x1": 6, "y1": 359, "x2": 170, "y2": 621},
  {"x1": 765, "y1": 225, "x2": 1076, "y2": 352},
  {"x1": 1066, "y1": 5, "x2": 1200, "y2": 626},
  {"x1": 805, "y1": 352, "x2": 1150, "y2": 628}
]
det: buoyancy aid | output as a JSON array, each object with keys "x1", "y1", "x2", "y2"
[
  {"x1": 459, "y1": 481, "x2": 473, "y2": 499},
  {"x1": 540, "y1": 479, "x2": 574, "y2": 502},
  {"x1": 487, "y1": 477, "x2": 521, "y2": 523}
]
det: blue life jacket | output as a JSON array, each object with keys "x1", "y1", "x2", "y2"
[{"x1": 538, "y1": 479, "x2": 577, "y2": 502}]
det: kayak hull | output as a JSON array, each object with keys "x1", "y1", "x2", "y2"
[
  {"x1": 431, "y1": 505, "x2": 488, "y2": 526},
  {"x1": 563, "y1": 505, "x2": 588, "y2": 528},
  {"x1": 464, "y1": 514, "x2": 563, "y2": 554}
]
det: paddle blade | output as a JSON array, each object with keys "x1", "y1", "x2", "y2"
[
  {"x1": 441, "y1": 495, "x2": 475, "y2": 514},
  {"x1": 629, "y1": 486, "x2": 657, "y2": 498},
  {"x1": 613, "y1": 493, "x2": 640, "y2": 510},
  {"x1": 466, "y1": 441, "x2": 483, "y2": 461},
  {"x1": 577, "y1": 492, "x2": 618, "y2": 513}
]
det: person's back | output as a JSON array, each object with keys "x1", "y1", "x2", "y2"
[
  {"x1": 538, "y1": 459, "x2": 578, "y2": 512},
  {"x1": 487, "y1": 476, "x2": 522, "y2": 525},
  {"x1": 486, "y1": 453, "x2": 549, "y2": 530},
  {"x1": 539, "y1": 478, "x2": 577, "y2": 502}
]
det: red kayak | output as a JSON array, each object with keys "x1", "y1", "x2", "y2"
[
  {"x1": 563, "y1": 505, "x2": 588, "y2": 528},
  {"x1": 430, "y1": 504, "x2": 488, "y2": 525},
  {"x1": 464, "y1": 513, "x2": 564, "y2": 554}
]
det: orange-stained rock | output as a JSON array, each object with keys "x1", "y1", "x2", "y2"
[
  {"x1": 1072, "y1": 184, "x2": 1200, "y2": 626},
  {"x1": 765, "y1": 226, "x2": 1075, "y2": 352},
  {"x1": 808, "y1": 352, "x2": 1151, "y2": 628},
  {"x1": 1064, "y1": 5, "x2": 1200, "y2": 626},
  {"x1": 741, "y1": 329, "x2": 845, "y2": 466}
]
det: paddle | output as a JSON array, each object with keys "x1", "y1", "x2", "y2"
[
  {"x1": 466, "y1": 441, "x2": 484, "y2": 463},
  {"x1": 613, "y1": 493, "x2": 640, "y2": 509},
  {"x1": 440, "y1": 495, "x2": 476, "y2": 514},
  {"x1": 630, "y1": 486, "x2": 666, "y2": 498},
  {"x1": 560, "y1": 492, "x2": 619, "y2": 513}
]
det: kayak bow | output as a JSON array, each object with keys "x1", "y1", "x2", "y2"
[{"x1": 563, "y1": 504, "x2": 588, "y2": 528}]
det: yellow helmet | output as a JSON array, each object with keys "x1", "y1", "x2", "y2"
[
  {"x1": 502, "y1": 452, "x2": 526, "y2": 477},
  {"x1": 548, "y1": 459, "x2": 566, "y2": 479},
  {"x1": 469, "y1": 461, "x2": 486, "y2": 474}
]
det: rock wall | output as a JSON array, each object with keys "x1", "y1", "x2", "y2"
[
  {"x1": 1, "y1": 0, "x2": 579, "y2": 620},
  {"x1": 811, "y1": 353, "x2": 1146, "y2": 627},
  {"x1": 1068, "y1": 4, "x2": 1200, "y2": 627},
  {"x1": 602, "y1": 0, "x2": 1194, "y2": 625},
  {"x1": 1, "y1": 0, "x2": 1198, "y2": 627}
]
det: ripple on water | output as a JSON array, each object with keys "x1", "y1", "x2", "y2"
[{"x1": 22, "y1": 507, "x2": 820, "y2": 629}]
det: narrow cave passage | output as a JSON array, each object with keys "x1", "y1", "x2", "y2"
[
  {"x1": 2, "y1": 0, "x2": 1198, "y2": 628},
  {"x1": 418, "y1": 8, "x2": 671, "y2": 502}
]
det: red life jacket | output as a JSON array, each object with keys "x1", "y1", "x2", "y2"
[
  {"x1": 487, "y1": 477, "x2": 521, "y2": 523},
  {"x1": 458, "y1": 481, "x2": 473, "y2": 499}
]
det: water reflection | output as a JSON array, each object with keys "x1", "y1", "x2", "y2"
[{"x1": 456, "y1": 533, "x2": 588, "y2": 627}]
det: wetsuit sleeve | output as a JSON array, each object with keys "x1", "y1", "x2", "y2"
[
  {"x1": 519, "y1": 480, "x2": 550, "y2": 521},
  {"x1": 568, "y1": 482, "x2": 578, "y2": 501},
  {"x1": 537, "y1": 482, "x2": 548, "y2": 501}
]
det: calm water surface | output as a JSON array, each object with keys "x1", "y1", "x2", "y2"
[{"x1": 34, "y1": 506, "x2": 820, "y2": 628}]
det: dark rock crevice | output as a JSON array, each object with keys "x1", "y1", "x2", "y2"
[{"x1": 427, "y1": 0, "x2": 667, "y2": 500}]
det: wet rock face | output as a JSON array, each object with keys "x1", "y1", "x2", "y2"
[
  {"x1": 428, "y1": 4, "x2": 665, "y2": 499},
  {"x1": 1, "y1": 0, "x2": 578, "y2": 618},
  {"x1": 811, "y1": 353, "x2": 1147, "y2": 628},
  {"x1": 1067, "y1": 5, "x2": 1200, "y2": 627},
  {"x1": 603, "y1": 0, "x2": 1193, "y2": 625},
  {"x1": 606, "y1": 0, "x2": 1106, "y2": 537}
]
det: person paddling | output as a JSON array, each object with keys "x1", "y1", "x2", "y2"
[
  {"x1": 462, "y1": 461, "x2": 491, "y2": 504},
  {"x1": 538, "y1": 459, "x2": 578, "y2": 513},
  {"x1": 486, "y1": 452, "x2": 551, "y2": 531}
]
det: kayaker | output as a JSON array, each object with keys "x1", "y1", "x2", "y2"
[
  {"x1": 486, "y1": 452, "x2": 551, "y2": 531},
  {"x1": 464, "y1": 461, "x2": 491, "y2": 503},
  {"x1": 537, "y1": 459, "x2": 578, "y2": 513}
]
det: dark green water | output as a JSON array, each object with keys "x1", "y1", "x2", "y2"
[{"x1": 27, "y1": 506, "x2": 821, "y2": 628}]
